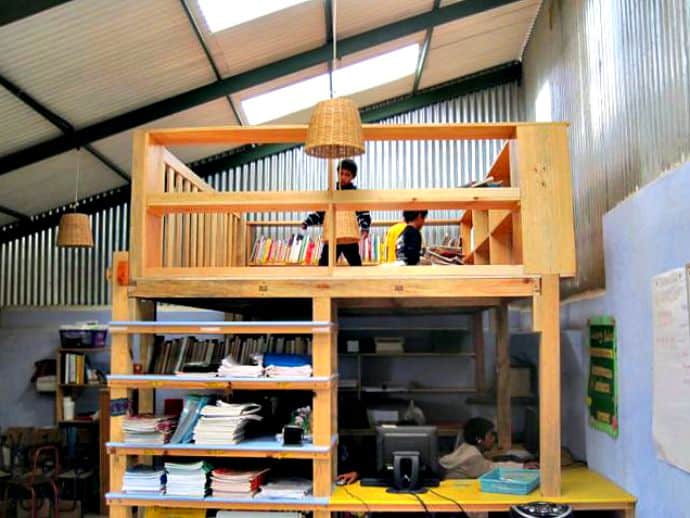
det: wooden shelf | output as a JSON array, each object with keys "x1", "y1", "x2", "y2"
[
  {"x1": 109, "y1": 320, "x2": 334, "y2": 335},
  {"x1": 340, "y1": 425, "x2": 461, "y2": 437},
  {"x1": 59, "y1": 348, "x2": 110, "y2": 353},
  {"x1": 60, "y1": 383, "x2": 107, "y2": 388},
  {"x1": 489, "y1": 210, "x2": 513, "y2": 235},
  {"x1": 360, "y1": 387, "x2": 475, "y2": 393},
  {"x1": 107, "y1": 374, "x2": 336, "y2": 391},
  {"x1": 339, "y1": 352, "x2": 475, "y2": 357},
  {"x1": 107, "y1": 436, "x2": 336, "y2": 459},
  {"x1": 106, "y1": 492, "x2": 328, "y2": 511}
]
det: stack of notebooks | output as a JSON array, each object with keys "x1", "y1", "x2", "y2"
[
  {"x1": 260, "y1": 478, "x2": 312, "y2": 499},
  {"x1": 165, "y1": 461, "x2": 211, "y2": 497},
  {"x1": 217, "y1": 357, "x2": 264, "y2": 378},
  {"x1": 122, "y1": 465, "x2": 165, "y2": 494},
  {"x1": 122, "y1": 414, "x2": 177, "y2": 444},
  {"x1": 263, "y1": 354, "x2": 312, "y2": 378},
  {"x1": 169, "y1": 395, "x2": 211, "y2": 444},
  {"x1": 210, "y1": 468, "x2": 269, "y2": 498},
  {"x1": 193, "y1": 402, "x2": 263, "y2": 445}
]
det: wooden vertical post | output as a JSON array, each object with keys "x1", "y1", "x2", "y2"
[
  {"x1": 312, "y1": 297, "x2": 336, "y2": 498},
  {"x1": 109, "y1": 251, "x2": 133, "y2": 518},
  {"x1": 99, "y1": 388, "x2": 110, "y2": 514},
  {"x1": 533, "y1": 274, "x2": 561, "y2": 496},
  {"x1": 495, "y1": 304, "x2": 512, "y2": 449},
  {"x1": 327, "y1": 160, "x2": 337, "y2": 270},
  {"x1": 130, "y1": 130, "x2": 165, "y2": 279},
  {"x1": 472, "y1": 312, "x2": 486, "y2": 393},
  {"x1": 133, "y1": 300, "x2": 156, "y2": 414}
]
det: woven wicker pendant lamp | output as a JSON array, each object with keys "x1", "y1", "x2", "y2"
[
  {"x1": 304, "y1": 0, "x2": 364, "y2": 159},
  {"x1": 57, "y1": 149, "x2": 94, "y2": 248}
]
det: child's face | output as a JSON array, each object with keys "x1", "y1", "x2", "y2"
[
  {"x1": 480, "y1": 430, "x2": 497, "y2": 451},
  {"x1": 339, "y1": 169, "x2": 354, "y2": 186},
  {"x1": 413, "y1": 214, "x2": 427, "y2": 229}
]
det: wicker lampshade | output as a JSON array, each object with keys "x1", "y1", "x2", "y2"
[
  {"x1": 304, "y1": 97, "x2": 365, "y2": 158},
  {"x1": 57, "y1": 213, "x2": 94, "y2": 248}
]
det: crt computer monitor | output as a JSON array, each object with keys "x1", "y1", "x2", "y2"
[{"x1": 375, "y1": 425, "x2": 439, "y2": 493}]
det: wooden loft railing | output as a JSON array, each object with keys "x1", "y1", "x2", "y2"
[{"x1": 129, "y1": 123, "x2": 575, "y2": 281}]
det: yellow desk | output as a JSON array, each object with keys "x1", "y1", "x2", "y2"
[{"x1": 329, "y1": 467, "x2": 636, "y2": 517}]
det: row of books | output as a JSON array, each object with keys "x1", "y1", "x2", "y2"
[
  {"x1": 60, "y1": 352, "x2": 99, "y2": 384},
  {"x1": 250, "y1": 234, "x2": 323, "y2": 265},
  {"x1": 123, "y1": 462, "x2": 311, "y2": 500},
  {"x1": 359, "y1": 234, "x2": 384, "y2": 264},
  {"x1": 148, "y1": 335, "x2": 313, "y2": 375}
]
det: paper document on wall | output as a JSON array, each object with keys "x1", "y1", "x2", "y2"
[{"x1": 651, "y1": 266, "x2": 690, "y2": 473}]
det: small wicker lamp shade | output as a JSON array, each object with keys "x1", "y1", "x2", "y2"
[
  {"x1": 57, "y1": 213, "x2": 94, "y2": 248},
  {"x1": 304, "y1": 98, "x2": 365, "y2": 158},
  {"x1": 323, "y1": 211, "x2": 360, "y2": 244}
]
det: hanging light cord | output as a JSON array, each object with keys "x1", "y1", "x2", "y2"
[
  {"x1": 330, "y1": 0, "x2": 337, "y2": 98},
  {"x1": 73, "y1": 149, "x2": 81, "y2": 211}
]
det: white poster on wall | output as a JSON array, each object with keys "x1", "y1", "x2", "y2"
[{"x1": 651, "y1": 266, "x2": 690, "y2": 473}]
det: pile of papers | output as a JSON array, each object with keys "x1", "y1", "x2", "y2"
[
  {"x1": 193, "y1": 401, "x2": 263, "y2": 445},
  {"x1": 263, "y1": 354, "x2": 312, "y2": 378},
  {"x1": 259, "y1": 478, "x2": 312, "y2": 499},
  {"x1": 210, "y1": 468, "x2": 269, "y2": 498},
  {"x1": 218, "y1": 357, "x2": 264, "y2": 378},
  {"x1": 122, "y1": 465, "x2": 165, "y2": 494},
  {"x1": 122, "y1": 414, "x2": 177, "y2": 444},
  {"x1": 165, "y1": 461, "x2": 211, "y2": 497}
]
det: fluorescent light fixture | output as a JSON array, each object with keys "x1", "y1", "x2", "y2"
[
  {"x1": 242, "y1": 43, "x2": 420, "y2": 124},
  {"x1": 198, "y1": 0, "x2": 310, "y2": 33}
]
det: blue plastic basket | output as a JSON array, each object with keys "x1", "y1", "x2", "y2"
[{"x1": 479, "y1": 468, "x2": 540, "y2": 495}]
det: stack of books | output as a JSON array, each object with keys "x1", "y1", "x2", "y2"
[
  {"x1": 210, "y1": 468, "x2": 269, "y2": 498},
  {"x1": 122, "y1": 465, "x2": 165, "y2": 494},
  {"x1": 165, "y1": 461, "x2": 211, "y2": 497},
  {"x1": 259, "y1": 478, "x2": 312, "y2": 499},
  {"x1": 193, "y1": 402, "x2": 263, "y2": 445},
  {"x1": 122, "y1": 414, "x2": 177, "y2": 444},
  {"x1": 217, "y1": 357, "x2": 264, "y2": 378}
]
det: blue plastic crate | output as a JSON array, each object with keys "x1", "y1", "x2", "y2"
[{"x1": 479, "y1": 468, "x2": 540, "y2": 495}]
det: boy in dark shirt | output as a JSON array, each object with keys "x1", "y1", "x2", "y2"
[
  {"x1": 301, "y1": 159, "x2": 371, "y2": 266},
  {"x1": 395, "y1": 210, "x2": 428, "y2": 265}
]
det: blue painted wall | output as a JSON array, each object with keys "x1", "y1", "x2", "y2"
[{"x1": 561, "y1": 162, "x2": 690, "y2": 517}]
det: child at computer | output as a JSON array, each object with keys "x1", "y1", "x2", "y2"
[
  {"x1": 439, "y1": 417, "x2": 538, "y2": 479},
  {"x1": 395, "y1": 210, "x2": 428, "y2": 265}
]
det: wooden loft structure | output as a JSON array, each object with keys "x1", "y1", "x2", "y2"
[{"x1": 107, "y1": 122, "x2": 577, "y2": 518}]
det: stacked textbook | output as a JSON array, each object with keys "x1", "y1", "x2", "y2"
[
  {"x1": 122, "y1": 414, "x2": 177, "y2": 444},
  {"x1": 210, "y1": 468, "x2": 269, "y2": 498},
  {"x1": 193, "y1": 401, "x2": 263, "y2": 445},
  {"x1": 165, "y1": 461, "x2": 211, "y2": 497},
  {"x1": 122, "y1": 465, "x2": 165, "y2": 494},
  {"x1": 260, "y1": 478, "x2": 312, "y2": 499}
]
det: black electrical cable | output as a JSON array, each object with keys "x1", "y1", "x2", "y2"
[
  {"x1": 428, "y1": 487, "x2": 469, "y2": 517},
  {"x1": 342, "y1": 484, "x2": 370, "y2": 516},
  {"x1": 410, "y1": 491, "x2": 432, "y2": 517}
]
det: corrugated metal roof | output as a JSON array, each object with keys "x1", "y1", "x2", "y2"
[
  {"x1": 0, "y1": 0, "x2": 215, "y2": 128},
  {"x1": 205, "y1": 1, "x2": 326, "y2": 77},
  {"x1": 420, "y1": 0, "x2": 540, "y2": 89},
  {"x1": 91, "y1": 98, "x2": 239, "y2": 172},
  {"x1": 336, "y1": 0, "x2": 434, "y2": 38},
  {"x1": 0, "y1": 87, "x2": 60, "y2": 155},
  {"x1": 0, "y1": 150, "x2": 125, "y2": 216},
  {"x1": 0, "y1": 213, "x2": 15, "y2": 226}
]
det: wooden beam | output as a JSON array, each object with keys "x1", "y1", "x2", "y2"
[
  {"x1": 333, "y1": 188, "x2": 520, "y2": 211},
  {"x1": 147, "y1": 191, "x2": 330, "y2": 215},
  {"x1": 495, "y1": 304, "x2": 511, "y2": 449},
  {"x1": 132, "y1": 275, "x2": 539, "y2": 299},
  {"x1": 246, "y1": 217, "x2": 461, "y2": 227},
  {"x1": 108, "y1": 375, "x2": 335, "y2": 391},
  {"x1": 109, "y1": 322, "x2": 334, "y2": 335},
  {"x1": 533, "y1": 274, "x2": 561, "y2": 496}
]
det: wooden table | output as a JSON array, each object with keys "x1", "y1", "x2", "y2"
[{"x1": 329, "y1": 467, "x2": 636, "y2": 517}]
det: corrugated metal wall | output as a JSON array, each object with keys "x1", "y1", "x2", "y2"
[
  {"x1": 0, "y1": 82, "x2": 521, "y2": 306},
  {"x1": 522, "y1": 0, "x2": 690, "y2": 293}
]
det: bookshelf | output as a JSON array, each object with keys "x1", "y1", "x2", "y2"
[
  {"x1": 107, "y1": 261, "x2": 338, "y2": 517},
  {"x1": 113, "y1": 121, "x2": 576, "y2": 511}
]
